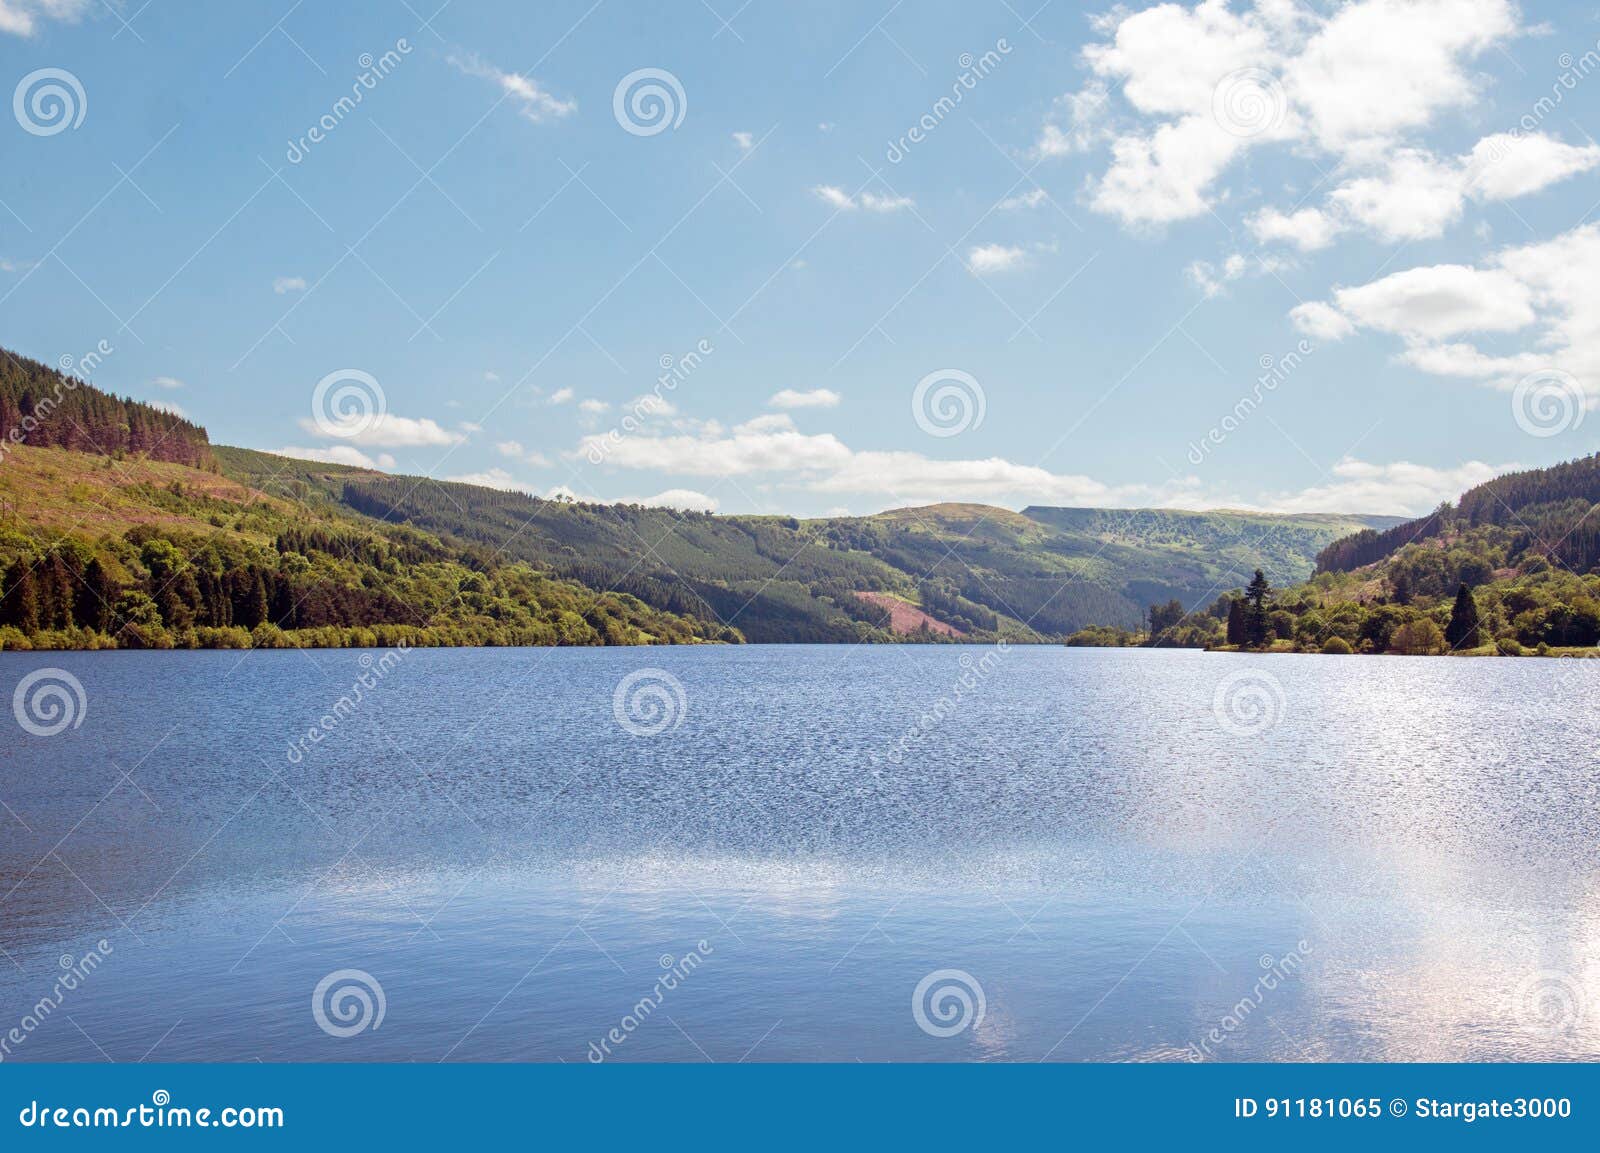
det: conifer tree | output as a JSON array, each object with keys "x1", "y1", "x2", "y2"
[
  {"x1": 1445, "y1": 582, "x2": 1481, "y2": 650},
  {"x1": 1243, "y1": 569, "x2": 1271, "y2": 648}
]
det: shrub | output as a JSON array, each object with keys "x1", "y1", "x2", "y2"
[
  {"x1": 1321, "y1": 635, "x2": 1354, "y2": 655},
  {"x1": 1390, "y1": 618, "x2": 1445, "y2": 655}
]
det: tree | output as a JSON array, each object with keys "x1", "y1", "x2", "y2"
[
  {"x1": 1147, "y1": 598, "x2": 1184, "y2": 642},
  {"x1": 1390, "y1": 618, "x2": 1445, "y2": 655},
  {"x1": 0, "y1": 561, "x2": 40, "y2": 633},
  {"x1": 1390, "y1": 569, "x2": 1412, "y2": 605},
  {"x1": 75, "y1": 558, "x2": 117, "y2": 633},
  {"x1": 1226, "y1": 598, "x2": 1246, "y2": 646},
  {"x1": 1445, "y1": 582, "x2": 1481, "y2": 650},
  {"x1": 1243, "y1": 569, "x2": 1271, "y2": 648}
]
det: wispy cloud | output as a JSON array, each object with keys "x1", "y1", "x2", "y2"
[{"x1": 447, "y1": 50, "x2": 576, "y2": 122}]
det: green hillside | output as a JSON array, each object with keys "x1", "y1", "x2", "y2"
[
  {"x1": 1129, "y1": 454, "x2": 1600, "y2": 656},
  {"x1": 0, "y1": 343, "x2": 1414, "y2": 651},
  {"x1": 216, "y1": 447, "x2": 1390, "y2": 642}
]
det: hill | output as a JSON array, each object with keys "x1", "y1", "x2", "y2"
[
  {"x1": 217, "y1": 448, "x2": 1389, "y2": 642},
  {"x1": 0, "y1": 444, "x2": 731, "y2": 650},
  {"x1": 1169, "y1": 454, "x2": 1600, "y2": 656},
  {"x1": 0, "y1": 341, "x2": 1411, "y2": 651}
]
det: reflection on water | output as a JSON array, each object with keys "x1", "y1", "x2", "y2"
[{"x1": 1, "y1": 645, "x2": 1597, "y2": 1061}]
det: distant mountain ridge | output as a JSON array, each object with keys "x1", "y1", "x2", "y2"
[
  {"x1": 215, "y1": 447, "x2": 1394, "y2": 642},
  {"x1": 0, "y1": 341, "x2": 1408, "y2": 649}
]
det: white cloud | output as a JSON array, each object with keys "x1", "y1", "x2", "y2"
[
  {"x1": 732, "y1": 131, "x2": 753, "y2": 150},
  {"x1": 999, "y1": 188, "x2": 1049, "y2": 211},
  {"x1": 273, "y1": 445, "x2": 395, "y2": 470},
  {"x1": 861, "y1": 191, "x2": 914, "y2": 212},
  {"x1": 0, "y1": 0, "x2": 87, "y2": 37},
  {"x1": 578, "y1": 398, "x2": 611, "y2": 414},
  {"x1": 1187, "y1": 251, "x2": 1289, "y2": 298},
  {"x1": 968, "y1": 243, "x2": 1027, "y2": 275},
  {"x1": 812, "y1": 185, "x2": 854, "y2": 210},
  {"x1": 547, "y1": 387, "x2": 574, "y2": 405},
  {"x1": 148, "y1": 399, "x2": 187, "y2": 418},
  {"x1": 1035, "y1": 81, "x2": 1111, "y2": 156},
  {"x1": 1246, "y1": 206, "x2": 1342, "y2": 251},
  {"x1": 1261, "y1": 457, "x2": 1512, "y2": 516},
  {"x1": 811, "y1": 185, "x2": 914, "y2": 213},
  {"x1": 1289, "y1": 301, "x2": 1355, "y2": 342},
  {"x1": 769, "y1": 388, "x2": 841, "y2": 410},
  {"x1": 494, "y1": 439, "x2": 551, "y2": 467},
  {"x1": 150, "y1": 375, "x2": 184, "y2": 390},
  {"x1": 1324, "y1": 264, "x2": 1536, "y2": 341},
  {"x1": 444, "y1": 467, "x2": 540, "y2": 494},
  {"x1": 495, "y1": 440, "x2": 524, "y2": 457},
  {"x1": 636, "y1": 488, "x2": 719, "y2": 513},
  {"x1": 1328, "y1": 148, "x2": 1466, "y2": 241},
  {"x1": 272, "y1": 276, "x2": 307, "y2": 295},
  {"x1": 447, "y1": 51, "x2": 575, "y2": 122},
  {"x1": 298, "y1": 413, "x2": 466, "y2": 448},
  {"x1": 1065, "y1": 0, "x2": 1526, "y2": 229},
  {"x1": 1463, "y1": 132, "x2": 1600, "y2": 200},
  {"x1": 1293, "y1": 223, "x2": 1600, "y2": 402}
]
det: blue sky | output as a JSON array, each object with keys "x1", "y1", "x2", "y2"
[{"x1": 1, "y1": 0, "x2": 1598, "y2": 517}]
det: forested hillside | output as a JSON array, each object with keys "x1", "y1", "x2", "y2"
[
  {"x1": 0, "y1": 445, "x2": 733, "y2": 651},
  {"x1": 1086, "y1": 454, "x2": 1600, "y2": 656},
  {"x1": 0, "y1": 350, "x2": 214, "y2": 470},
  {"x1": 219, "y1": 448, "x2": 1385, "y2": 643},
  {"x1": 0, "y1": 342, "x2": 1429, "y2": 651}
]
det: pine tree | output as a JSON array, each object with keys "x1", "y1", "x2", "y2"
[
  {"x1": 1226, "y1": 598, "x2": 1246, "y2": 646},
  {"x1": 1445, "y1": 582, "x2": 1482, "y2": 650},
  {"x1": 0, "y1": 561, "x2": 40, "y2": 633},
  {"x1": 1243, "y1": 569, "x2": 1271, "y2": 648},
  {"x1": 76, "y1": 558, "x2": 117, "y2": 633}
]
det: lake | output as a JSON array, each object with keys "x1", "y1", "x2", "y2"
[{"x1": 2, "y1": 644, "x2": 1598, "y2": 1062}]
